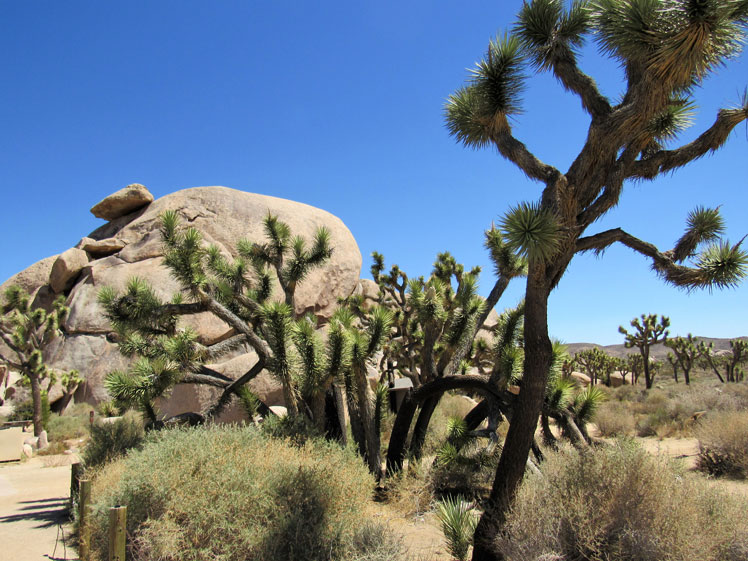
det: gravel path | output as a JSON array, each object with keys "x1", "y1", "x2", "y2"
[{"x1": 0, "y1": 456, "x2": 78, "y2": 560}]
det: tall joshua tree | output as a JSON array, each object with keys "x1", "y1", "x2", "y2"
[
  {"x1": 0, "y1": 287, "x2": 69, "y2": 436},
  {"x1": 619, "y1": 314, "x2": 670, "y2": 389},
  {"x1": 445, "y1": 2, "x2": 748, "y2": 559}
]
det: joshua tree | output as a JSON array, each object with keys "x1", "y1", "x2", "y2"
[
  {"x1": 573, "y1": 347, "x2": 617, "y2": 385},
  {"x1": 370, "y1": 230, "x2": 526, "y2": 465},
  {"x1": 445, "y1": 2, "x2": 748, "y2": 558},
  {"x1": 619, "y1": 314, "x2": 670, "y2": 389},
  {"x1": 0, "y1": 287, "x2": 70, "y2": 436},
  {"x1": 665, "y1": 334, "x2": 701, "y2": 384},
  {"x1": 698, "y1": 338, "x2": 748, "y2": 382}
]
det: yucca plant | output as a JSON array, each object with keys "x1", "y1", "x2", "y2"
[
  {"x1": 437, "y1": 495, "x2": 479, "y2": 561},
  {"x1": 446, "y1": 2, "x2": 748, "y2": 557}
]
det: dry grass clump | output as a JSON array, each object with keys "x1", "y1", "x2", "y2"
[
  {"x1": 495, "y1": 441, "x2": 748, "y2": 561},
  {"x1": 594, "y1": 401, "x2": 635, "y2": 437},
  {"x1": 696, "y1": 410, "x2": 748, "y2": 478},
  {"x1": 87, "y1": 425, "x2": 400, "y2": 561}
]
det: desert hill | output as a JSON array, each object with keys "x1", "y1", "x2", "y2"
[{"x1": 566, "y1": 336, "x2": 748, "y2": 360}]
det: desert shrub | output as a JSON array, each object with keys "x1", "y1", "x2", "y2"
[
  {"x1": 593, "y1": 401, "x2": 635, "y2": 437},
  {"x1": 48, "y1": 407, "x2": 91, "y2": 442},
  {"x1": 696, "y1": 410, "x2": 748, "y2": 478},
  {"x1": 420, "y1": 393, "x2": 480, "y2": 457},
  {"x1": 87, "y1": 425, "x2": 399, "y2": 561},
  {"x1": 495, "y1": 441, "x2": 748, "y2": 561},
  {"x1": 260, "y1": 411, "x2": 322, "y2": 444},
  {"x1": 383, "y1": 462, "x2": 434, "y2": 517},
  {"x1": 82, "y1": 412, "x2": 144, "y2": 469}
]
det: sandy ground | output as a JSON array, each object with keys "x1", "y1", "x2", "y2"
[
  {"x1": 371, "y1": 503, "x2": 451, "y2": 561},
  {"x1": 0, "y1": 455, "x2": 78, "y2": 561}
]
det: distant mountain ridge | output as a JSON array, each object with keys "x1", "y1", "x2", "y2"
[{"x1": 565, "y1": 336, "x2": 748, "y2": 360}]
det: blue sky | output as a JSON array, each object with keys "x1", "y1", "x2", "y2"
[{"x1": 1, "y1": 1, "x2": 746, "y2": 345}]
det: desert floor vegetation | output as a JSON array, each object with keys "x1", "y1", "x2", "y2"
[
  {"x1": 592, "y1": 373, "x2": 748, "y2": 439},
  {"x1": 85, "y1": 424, "x2": 405, "y2": 561},
  {"x1": 495, "y1": 441, "x2": 748, "y2": 561}
]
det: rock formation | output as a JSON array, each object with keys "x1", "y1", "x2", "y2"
[{"x1": 1, "y1": 185, "x2": 362, "y2": 421}]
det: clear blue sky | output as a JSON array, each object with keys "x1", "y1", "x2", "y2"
[{"x1": 1, "y1": 1, "x2": 746, "y2": 345}]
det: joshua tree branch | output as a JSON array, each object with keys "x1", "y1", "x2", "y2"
[
  {"x1": 575, "y1": 228, "x2": 723, "y2": 289},
  {"x1": 493, "y1": 128, "x2": 561, "y2": 184},
  {"x1": 0, "y1": 332, "x2": 25, "y2": 360},
  {"x1": 198, "y1": 335, "x2": 246, "y2": 361},
  {"x1": 160, "y1": 302, "x2": 209, "y2": 316},
  {"x1": 181, "y1": 373, "x2": 231, "y2": 388},
  {"x1": 203, "y1": 295, "x2": 272, "y2": 360},
  {"x1": 578, "y1": 146, "x2": 639, "y2": 226},
  {"x1": 628, "y1": 108, "x2": 748, "y2": 180},
  {"x1": 552, "y1": 55, "x2": 612, "y2": 120}
]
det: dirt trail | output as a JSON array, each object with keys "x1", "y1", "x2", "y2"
[{"x1": 0, "y1": 455, "x2": 78, "y2": 560}]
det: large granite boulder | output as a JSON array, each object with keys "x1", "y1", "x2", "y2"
[
  {"x1": 49, "y1": 248, "x2": 89, "y2": 293},
  {"x1": 1, "y1": 186, "x2": 362, "y2": 416},
  {"x1": 90, "y1": 183, "x2": 154, "y2": 221}
]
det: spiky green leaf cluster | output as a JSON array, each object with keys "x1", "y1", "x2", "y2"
[
  {"x1": 445, "y1": 34, "x2": 525, "y2": 148},
  {"x1": 500, "y1": 202, "x2": 561, "y2": 264},
  {"x1": 591, "y1": 0, "x2": 747, "y2": 90},
  {"x1": 484, "y1": 227, "x2": 528, "y2": 279},
  {"x1": 692, "y1": 239, "x2": 748, "y2": 290},
  {"x1": 515, "y1": 0, "x2": 591, "y2": 70}
]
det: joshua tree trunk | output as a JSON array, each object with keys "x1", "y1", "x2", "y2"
[
  {"x1": 354, "y1": 366, "x2": 381, "y2": 475},
  {"x1": 472, "y1": 271, "x2": 552, "y2": 561},
  {"x1": 643, "y1": 348, "x2": 652, "y2": 389},
  {"x1": 29, "y1": 372, "x2": 43, "y2": 437},
  {"x1": 407, "y1": 395, "x2": 441, "y2": 461}
]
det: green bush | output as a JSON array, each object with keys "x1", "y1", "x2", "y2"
[
  {"x1": 87, "y1": 425, "x2": 399, "y2": 561},
  {"x1": 696, "y1": 410, "x2": 748, "y2": 478},
  {"x1": 82, "y1": 412, "x2": 144, "y2": 469},
  {"x1": 495, "y1": 441, "x2": 748, "y2": 561}
]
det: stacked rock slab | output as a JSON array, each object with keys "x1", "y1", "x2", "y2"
[{"x1": 2, "y1": 184, "x2": 362, "y2": 423}]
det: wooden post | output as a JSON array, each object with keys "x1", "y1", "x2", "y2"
[
  {"x1": 78, "y1": 478, "x2": 92, "y2": 561},
  {"x1": 108, "y1": 505, "x2": 127, "y2": 561},
  {"x1": 70, "y1": 462, "x2": 81, "y2": 506}
]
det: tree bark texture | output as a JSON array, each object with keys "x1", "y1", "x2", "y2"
[
  {"x1": 471, "y1": 272, "x2": 551, "y2": 561},
  {"x1": 407, "y1": 394, "x2": 442, "y2": 461},
  {"x1": 30, "y1": 373, "x2": 42, "y2": 437}
]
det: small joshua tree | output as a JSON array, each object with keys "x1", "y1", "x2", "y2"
[
  {"x1": 665, "y1": 334, "x2": 701, "y2": 385},
  {"x1": 0, "y1": 287, "x2": 70, "y2": 436},
  {"x1": 619, "y1": 314, "x2": 670, "y2": 389},
  {"x1": 573, "y1": 347, "x2": 617, "y2": 386},
  {"x1": 698, "y1": 338, "x2": 748, "y2": 382}
]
